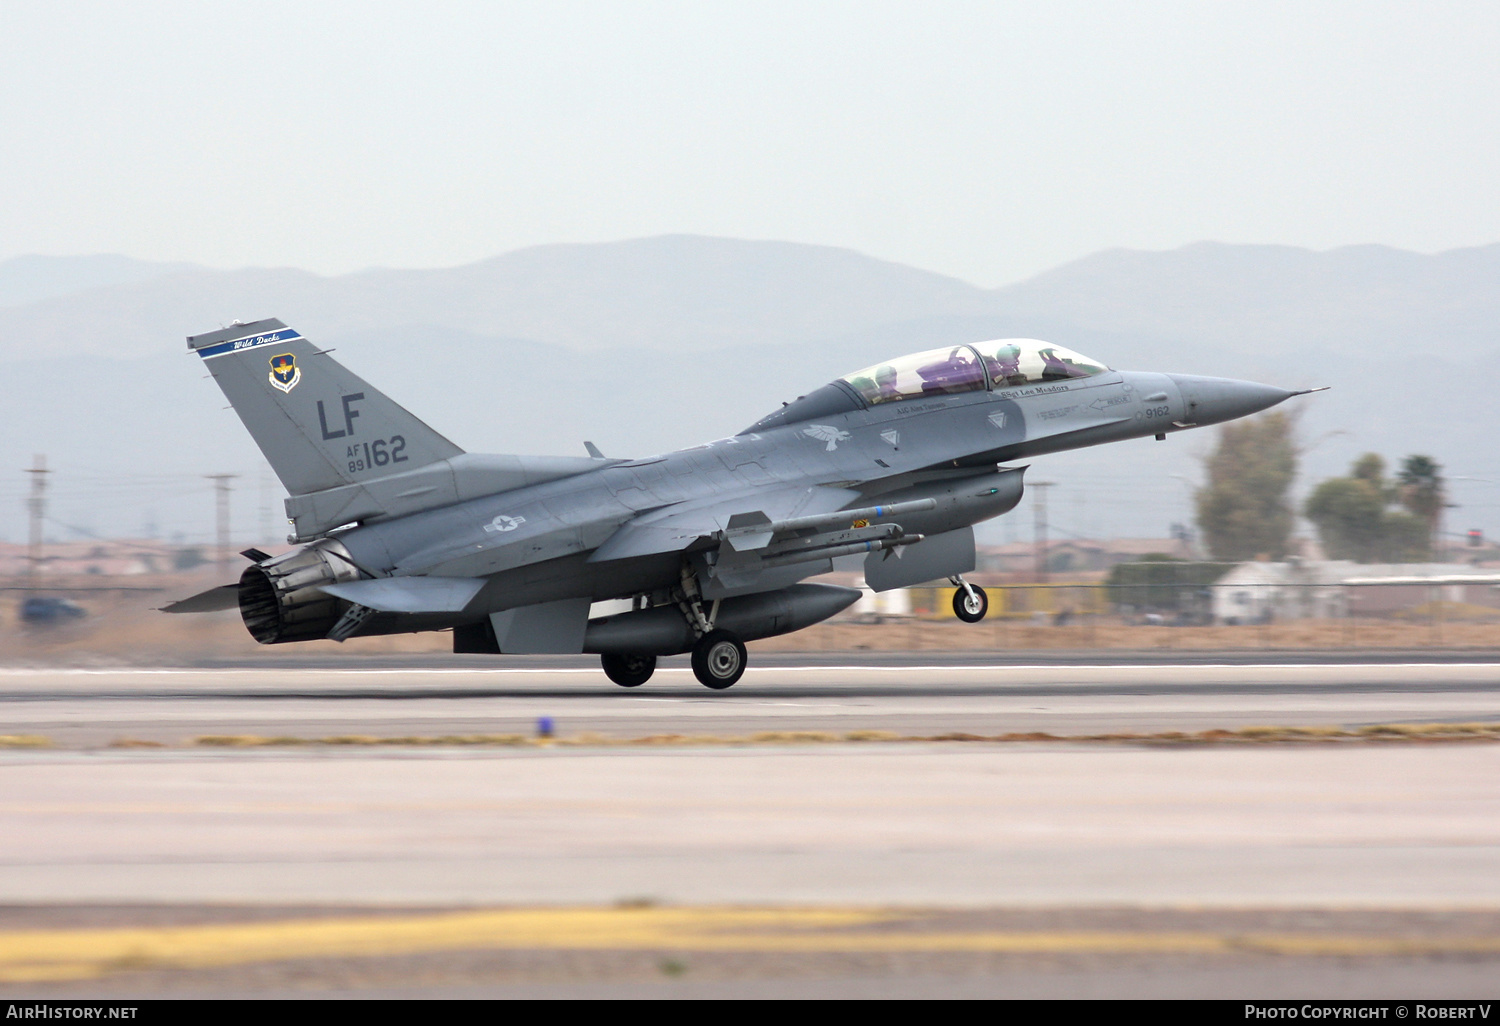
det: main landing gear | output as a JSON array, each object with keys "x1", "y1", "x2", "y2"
[
  {"x1": 680, "y1": 567, "x2": 747, "y2": 690},
  {"x1": 601, "y1": 652, "x2": 657, "y2": 688},
  {"x1": 599, "y1": 636, "x2": 747, "y2": 690},
  {"x1": 691, "y1": 630, "x2": 747, "y2": 690},
  {"x1": 601, "y1": 571, "x2": 751, "y2": 690},
  {"x1": 950, "y1": 575, "x2": 989, "y2": 623}
]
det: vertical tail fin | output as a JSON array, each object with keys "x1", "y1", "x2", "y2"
[{"x1": 188, "y1": 319, "x2": 463, "y2": 497}]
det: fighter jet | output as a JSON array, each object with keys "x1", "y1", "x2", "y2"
[{"x1": 165, "y1": 320, "x2": 1320, "y2": 688}]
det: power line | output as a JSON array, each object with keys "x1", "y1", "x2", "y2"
[
  {"x1": 1032, "y1": 481, "x2": 1055, "y2": 582},
  {"x1": 204, "y1": 474, "x2": 238, "y2": 575}
]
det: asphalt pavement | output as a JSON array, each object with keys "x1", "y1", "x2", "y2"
[{"x1": 3, "y1": 655, "x2": 1498, "y2": 997}]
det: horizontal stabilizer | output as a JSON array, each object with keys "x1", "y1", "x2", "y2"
[
  {"x1": 320, "y1": 576, "x2": 486, "y2": 613},
  {"x1": 160, "y1": 583, "x2": 240, "y2": 613}
]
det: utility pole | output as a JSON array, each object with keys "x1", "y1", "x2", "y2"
[
  {"x1": 205, "y1": 474, "x2": 238, "y2": 575},
  {"x1": 24, "y1": 455, "x2": 50, "y2": 588},
  {"x1": 1032, "y1": 481, "x2": 1055, "y2": 582},
  {"x1": 258, "y1": 465, "x2": 273, "y2": 546}
]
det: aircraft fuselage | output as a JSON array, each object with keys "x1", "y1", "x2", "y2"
[{"x1": 328, "y1": 368, "x2": 1278, "y2": 635}]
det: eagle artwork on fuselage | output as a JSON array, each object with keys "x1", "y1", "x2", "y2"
[{"x1": 165, "y1": 322, "x2": 1323, "y2": 689}]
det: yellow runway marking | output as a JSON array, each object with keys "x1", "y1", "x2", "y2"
[
  {"x1": 6, "y1": 722, "x2": 1500, "y2": 755},
  {"x1": 3, "y1": 907, "x2": 1500, "y2": 982}
]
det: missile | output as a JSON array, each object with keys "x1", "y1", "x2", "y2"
[
  {"x1": 721, "y1": 497, "x2": 937, "y2": 550},
  {"x1": 757, "y1": 533, "x2": 923, "y2": 570}
]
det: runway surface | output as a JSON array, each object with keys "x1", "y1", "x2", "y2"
[
  {"x1": 3, "y1": 657, "x2": 1498, "y2": 996},
  {"x1": 4, "y1": 659, "x2": 1500, "y2": 745}
]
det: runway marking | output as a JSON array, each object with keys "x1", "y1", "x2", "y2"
[
  {"x1": 4, "y1": 906, "x2": 1500, "y2": 981},
  {"x1": 0, "y1": 783, "x2": 1451, "y2": 814}
]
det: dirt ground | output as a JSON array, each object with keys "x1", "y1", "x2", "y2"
[{"x1": 4, "y1": 577, "x2": 1499, "y2": 663}]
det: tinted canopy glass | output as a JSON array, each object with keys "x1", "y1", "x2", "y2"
[
  {"x1": 842, "y1": 345, "x2": 987, "y2": 406},
  {"x1": 973, "y1": 338, "x2": 1108, "y2": 387},
  {"x1": 840, "y1": 339, "x2": 1108, "y2": 406}
]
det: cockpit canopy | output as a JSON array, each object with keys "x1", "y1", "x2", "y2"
[
  {"x1": 842, "y1": 338, "x2": 1108, "y2": 406},
  {"x1": 742, "y1": 338, "x2": 1110, "y2": 433}
]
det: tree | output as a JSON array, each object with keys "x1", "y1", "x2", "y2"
[
  {"x1": 1396, "y1": 455, "x2": 1446, "y2": 553},
  {"x1": 1195, "y1": 411, "x2": 1297, "y2": 561},
  {"x1": 1106, "y1": 555, "x2": 1235, "y2": 612},
  {"x1": 1303, "y1": 454, "x2": 1432, "y2": 562},
  {"x1": 1351, "y1": 453, "x2": 1387, "y2": 488},
  {"x1": 1302, "y1": 474, "x2": 1388, "y2": 562}
]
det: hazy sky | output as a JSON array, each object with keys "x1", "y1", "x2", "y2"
[{"x1": 3, "y1": 1, "x2": 1499, "y2": 286}]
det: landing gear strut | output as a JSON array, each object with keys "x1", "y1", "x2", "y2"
[
  {"x1": 601, "y1": 652, "x2": 657, "y2": 688},
  {"x1": 950, "y1": 576, "x2": 988, "y2": 623},
  {"x1": 674, "y1": 564, "x2": 748, "y2": 690},
  {"x1": 691, "y1": 630, "x2": 747, "y2": 689}
]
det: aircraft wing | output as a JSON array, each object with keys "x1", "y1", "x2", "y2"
[{"x1": 588, "y1": 484, "x2": 860, "y2": 563}]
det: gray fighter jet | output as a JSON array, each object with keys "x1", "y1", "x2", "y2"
[{"x1": 166, "y1": 320, "x2": 1319, "y2": 688}]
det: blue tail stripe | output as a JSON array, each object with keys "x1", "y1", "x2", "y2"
[{"x1": 196, "y1": 328, "x2": 305, "y2": 360}]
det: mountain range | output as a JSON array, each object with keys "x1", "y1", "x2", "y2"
[{"x1": 1, "y1": 236, "x2": 1496, "y2": 546}]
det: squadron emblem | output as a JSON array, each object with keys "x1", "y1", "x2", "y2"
[
  {"x1": 268, "y1": 353, "x2": 301, "y2": 393},
  {"x1": 803, "y1": 424, "x2": 852, "y2": 451}
]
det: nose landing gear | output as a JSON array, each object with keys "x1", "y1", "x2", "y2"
[{"x1": 950, "y1": 575, "x2": 989, "y2": 623}]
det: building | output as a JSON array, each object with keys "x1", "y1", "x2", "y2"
[
  {"x1": 1211, "y1": 560, "x2": 1500, "y2": 623},
  {"x1": 978, "y1": 538, "x2": 1194, "y2": 576}
]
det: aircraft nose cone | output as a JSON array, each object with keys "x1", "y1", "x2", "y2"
[{"x1": 1170, "y1": 375, "x2": 1292, "y2": 427}]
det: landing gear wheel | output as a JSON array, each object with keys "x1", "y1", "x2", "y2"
[
  {"x1": 953, "y1": 584, "x2": 989, "y2": 623},
  {"x1": 691, "y1": 630, "x2": 747, "y2": 690},
  {"x1": 602, "y1": 652, "x2": 656, "y2": 688}
]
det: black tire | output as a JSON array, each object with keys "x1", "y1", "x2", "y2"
[
  {"x1": 952, "y1": 584, "x2": 988, "y2": 623},
  {"x1": 691, "y1": 630, "x2": 747, "y2": 690},
  {"x1": 601, "y1": 652, "x2": 656, "y2": 688}
]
